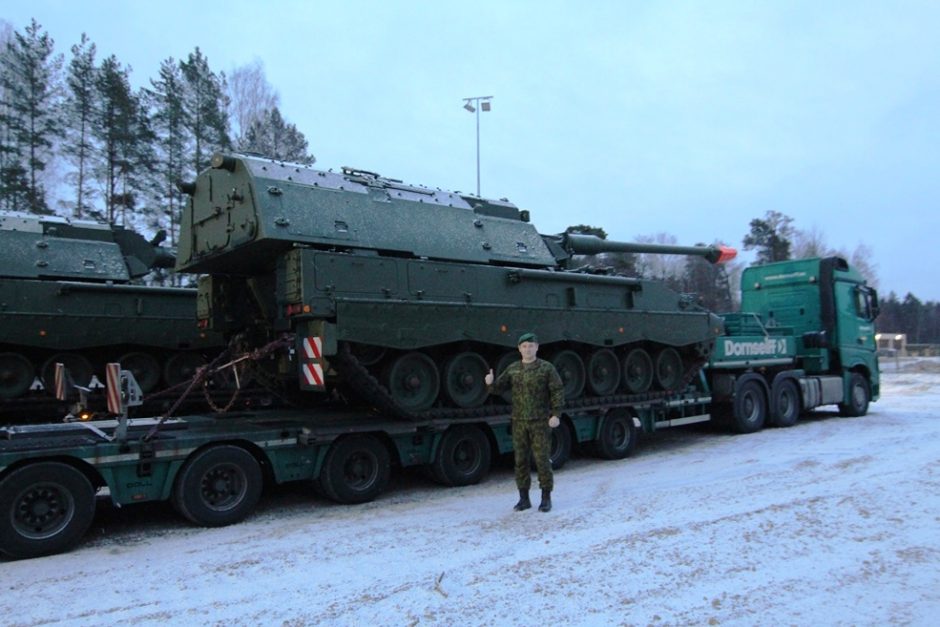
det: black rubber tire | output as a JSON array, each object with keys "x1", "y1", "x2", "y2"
[
  {"x1": 549, "y1": 420, "x2": 573, "y2": 470},
  {"x1": 173, "y1": 445, "x2": 263, "y2": 526},
  {"x1": 587, "y1": 349, "x2": 621, "y2": 396},
  {"x1": 384, "y1": 352, "x2": 440, "y2": 412},
  {"x1": 839, "y1": 372, "x2": 871, "y2": 417},
  {"x1": 0, "y1": 462, "x2": 96, "y2": 559},
  {"x1": 733, "y1": 379, "x2": 767, "y2": 434},
  {"x1": 117, "y1": 351, "x2": 162, "y2": 393},
  {"x1": 654, "y1": 347, "x2": 683, "y2": 391},
  {"x1": 320, "y1": 436, "x2": 391, "y2": 504},
  {"x1": 550, "y1": 350, "x2": 586, "y2": 400},
  {"x1": 429, "y1": 425, "x2": 492, "y2": 486},
  {"x1": 42, "y1": 353, "x2": 95, "y2": 389},
  {"x1": 771, "y1": 378, "x2": 801, "y2": 428},
  {"x1": 441, "y1": 352, "x2": 489, "y2": 408},
  {"x1": 622, "y1": 348, "x2": 653, "y2": 394},
  {"x1": 593, "y1": 409, "x2": 637, "y2": 460},
  {"x1": 0, "y1": 352, "x2": 34, "y2": 399}
]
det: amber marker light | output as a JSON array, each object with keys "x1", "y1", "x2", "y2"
[
  {"x1": 39, "y1": 329, "x2": 47, "y2": 336},
  {"x1": 500, "y1": 324, "x2": 508, "y2": 333}
]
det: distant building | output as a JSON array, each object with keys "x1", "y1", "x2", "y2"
[{"x1": 875, "y1": 333, "x2": 907, "y2": 356}]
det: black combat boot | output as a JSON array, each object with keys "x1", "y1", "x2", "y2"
[
  {"x1": 538, "y1": 489, "x2": 552, "y2": 512},
  {"x1": 513, "y1": 489, "x2": 531, "y2": 511}
]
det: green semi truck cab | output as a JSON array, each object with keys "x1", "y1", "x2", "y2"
[{"x1": 708, "y1": 256, "x2": 880, "y2": 432}]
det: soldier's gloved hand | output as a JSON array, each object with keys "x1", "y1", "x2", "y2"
[
  {"x1": 548, "y1": 416, "x2": 560, "y2": 428},
  {"x1": 484, "y1": 369, "x2": 495, "y2": 386}
]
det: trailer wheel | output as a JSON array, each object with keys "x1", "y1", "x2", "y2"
[
  {"x1": 429, "y1": 425, "x2": 492, "y2": 486},
  {"x1": 593, "y1": 409, "x2": 637, "y2": 460},
  {"x1": 733, "y1": 379, "x2": 767, "y2": 433},
  {"x1": 0, "y1": 462, "x2": 96, "y2": 559},
  {"x1": 770, "y1": 378, "x2": 801, "y2": 428},
  {"x1": 173, "y1": 446, "x2": 263, "y2": 527},
  {"x1": 839, "y1": 373, "x2": 870, "y2": 417},
  {"x1": 320, "y1": 436, "x2": 390, "y2": 504}
]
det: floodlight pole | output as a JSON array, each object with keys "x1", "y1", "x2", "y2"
[{"x1": 463, "y1": 96, "x2": 492, "y2": 196}]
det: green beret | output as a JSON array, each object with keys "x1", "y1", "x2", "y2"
[{"x1": 517, "y1": 332, "x2": 538, "y2": 345}]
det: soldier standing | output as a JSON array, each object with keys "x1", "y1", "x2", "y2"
[{"x1": 485, "y1": 332, "x2": 564, "y2": 512}]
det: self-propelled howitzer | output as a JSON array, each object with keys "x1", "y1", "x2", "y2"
[
  {"x1": 0, "y1": 214, "x2": 221, "y2": 401},
  {"x1": 177, "y1": 153, "x2": 735, "y2": 414}
]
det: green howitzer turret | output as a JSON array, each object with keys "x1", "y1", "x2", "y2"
[
  {"x1": 177, "y1": 153, "x2": 736, "y2": 415},
  {"x1": 0, "y1": 214, "x2": 221, "y2": 401}
]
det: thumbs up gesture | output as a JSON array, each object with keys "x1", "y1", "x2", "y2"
[{"x1": 484, "y1": 368, "x2": 494, "y2": 386}]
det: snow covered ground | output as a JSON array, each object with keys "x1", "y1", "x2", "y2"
[{"x1": 3, "y1": 359, "x2": 939, "y2": 626}]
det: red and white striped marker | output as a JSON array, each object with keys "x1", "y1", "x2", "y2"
[
  {"x1": 301, "y1": 362, "x2": 324, "y2": 387},
  {"x1": 106, "y1": 363, "x2": 122, "y2": 414},
  {"x1": 302, "y1": 336, "x2": 322, "y2": 360}
]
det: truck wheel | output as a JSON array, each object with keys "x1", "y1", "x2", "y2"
[
  {"x1": 733, "y1": 379, "x2": 767, "y2": 433},
  {"x1": 549, "y1": 420, "x2": 573, "y2": 469},
  {"x1": 593, "y1": 409, "x2": 637, "y2": 460},
  {"x1": 839, "y1": 373, "x2": 870, "y2": 417},
  {"x1": 770, "y1": 379, "x2": 801, "y2": 428},
  {"x1": 173, "y1": 446, "x2": 263, "y2": 527},
  {"x1": 320, "y1": 436, "x2": 391, "y2": 504},
  {"x1": 429, "y1": 425, "x2": 492, "y2": 486},
  {"x1": 0, "y1": 462, "x2": 96, "y2": 559}
]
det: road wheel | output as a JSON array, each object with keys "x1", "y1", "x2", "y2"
[
  {"x1": 429, "y1": 425, "x2": 492, "y2": 486},
  {"x1": 42, "y1": 353, "x2": 94, "y2": 389},
  {"x1": 117, "y1": 352, "x2": 161, "y2": 393},
  {"x1": 384, "y1": 352, "x2": 440, "y2": 412},
  {"x1": 494, "y1": 352, "x2": 518, "y2": 403},
  {"x1": 0, "y1": 352, "x2": 34, "y2": 399},
  {"x1": 654, "y1": 347, "x2": 683, "y2": 391},
  {"x1": 173, "y1": 445, "x2": 263, "y2": 526},
  {"x1": 442, "y1": 352, "x2": 489, "y2": 408},
  {"x1": 592, "y1": 409, "x2": 637, "y2": 460},
  {"x1": 320, "y1": 436, "x2": 391, "y2": 504},
  {"x1": 164, "y1": 352, "x2": 206, "y2": 386},
  {"x1": 549, "y1": 420, "x2": 573, "y2": 469},
  {"x1": 771, "y1": 378, "x2": 801, "y2": 427},
  {"x1": 0, "y1": 462, "x2": 96, "y2": 559},
  {"x1": 586, "y1": 349, "x2": 621, "y2": 396},
  {"x1": 622, "y1": 348, "x2": 653, "y2": 394},
  {"x1": 550, "y1": 350, "x2": 586, "y2": 400},
  {"x1": 733, "y1": 379, "x2": 767, "y2": 433},
  {"x1": 839, "y1": 372, "x2": 870, "y2": 417}
]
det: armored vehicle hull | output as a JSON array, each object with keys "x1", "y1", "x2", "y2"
[
  {"x1": 0, "y1": 214, "x2": 222, "y2": 403},
  {"x1": 178, "y1": 154, "x2": 734, "y2": 415}
]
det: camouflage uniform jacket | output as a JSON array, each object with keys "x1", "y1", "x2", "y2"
[{"x1": 489, "y1": 358, "x2": 564, "y2": 421}]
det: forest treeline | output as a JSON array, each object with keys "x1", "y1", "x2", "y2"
[{"x1": 1, "y1": 19, "x2": 936, "y2": 342}]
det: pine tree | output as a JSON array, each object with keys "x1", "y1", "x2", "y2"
[
  {"x1": 147, "y1": 58, "x2": 189, "y2": 246},
  {"x1": 62, "y1": 33, "x2": 98, "y2": 218},
  {"x1": 0, "y1": 19, "x2": 63, "y2": 213},
  {"x1": 239, "y1": 106, "x2": 314, "y2": 163},
  {"x1": 180, "y1": 47, "x2": 230, "y2": 174},
  {"x1": 742, "y1": 210, "x2": 794, "y2": 264},
  {"x1": 94, "y1": 55, "x2": 155, "y2": 226}
]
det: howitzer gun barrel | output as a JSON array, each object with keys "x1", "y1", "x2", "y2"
[{"x1": 561, "y1": 233, "x2": 737, "y2": 264}]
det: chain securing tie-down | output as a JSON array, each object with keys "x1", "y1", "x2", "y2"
[{"x1": 143, "y1": 335, "x2": 293, "y2": 441}]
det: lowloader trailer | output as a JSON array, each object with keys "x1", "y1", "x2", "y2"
[{"x1": 0, "y1": 391, "x2": 711, "y2": 560}]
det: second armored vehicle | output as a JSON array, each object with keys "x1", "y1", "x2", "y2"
[{"x1": 0, "y1": 214, "x2": 221, "y2": 403}]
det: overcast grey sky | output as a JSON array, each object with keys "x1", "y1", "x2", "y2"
[{"x1": 5, "y1": 1, "x2": 940, "y2": 300}]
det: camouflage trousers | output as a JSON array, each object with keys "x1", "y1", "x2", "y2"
[{"x1": 512, "y1": 418, "x2": 553, "y2": 491}]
